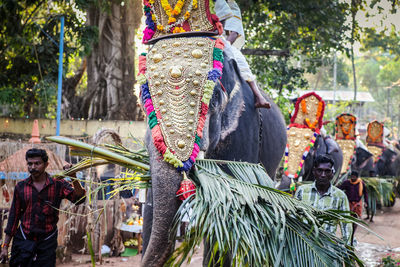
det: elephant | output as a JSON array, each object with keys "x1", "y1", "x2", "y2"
[
  {"x1": 278, "y1": 135, "x2": 343, "y2": 191},
  {"x1": 351, "y1": 146, "x2": 374, "y2": 177},
  {"x1": 140, "y1": 50, "x2": 287, "y2": 267},
  {"x1": 354, "y1": 147, "x2": 399, "y2": 178}
]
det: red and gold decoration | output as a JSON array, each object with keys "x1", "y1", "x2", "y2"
[
  {"x1": 143, "y1": 0, "x2": 218, "y2": 43},
  {"x1": 335, "y1": 114, "x2": 357, "y2": 174},
  {"x1": 138, "y1": 37, "x2": 224, "y2": 199},
  {"x1": 284, "y1": 92, "x2": 325, "y2": 184},
  {"x1": 366, "y1": 120, "x2": 384, "y2": 145},
  {"x1": 366, "y1": 120, "x2": 385, "y2": 163},
  {"x1": 336, "y1": 114, "x2": 357, "y2": 140},
  {"x1": 290, "y1": 92, "x2": 325, "y2": 131}
]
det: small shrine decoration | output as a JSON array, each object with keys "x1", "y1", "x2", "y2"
[
  {"x1": 335, "y1": 114, "x2": 357, "y2": 174},
  {"x1": 284, "y1": 92, "x2": 325, "y2": 184},
  {"x1": 366, "y1": 120, "x2": 384, "y2": 163}
]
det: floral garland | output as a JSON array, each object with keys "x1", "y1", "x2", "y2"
[
  {"x1": 301, "y1": 99, "x2": 308, "y2": 114},
  {"x1": 304, "y1": 101, "x2": 323, "y2": 130},
  {"x1": 283, "y1": 130, "x2": 318, "y2": 180},
  {"x1": 143, "y1": 0, "x2": 198, "y2": 43},
  {"x1": 138, "y1": 38, "x2": 224, "y2": 172}
]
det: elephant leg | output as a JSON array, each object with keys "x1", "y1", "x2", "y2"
[
  {"x1": 141, "y1": 131, "x2": 183, "y2": 267},
  {"x1": 141, "y1": 187, "x2": 153, "y2": 256}
]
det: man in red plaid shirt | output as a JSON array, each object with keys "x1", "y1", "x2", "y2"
[{"x1": 0, "y1": 148, "x2": 86, "y2": 266}]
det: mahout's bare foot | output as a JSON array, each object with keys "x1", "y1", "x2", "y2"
[{"x1": 255, "y1": 97, "x2": 271, "y2": 109}]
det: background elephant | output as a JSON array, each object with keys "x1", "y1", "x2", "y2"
[
  {"x1": 351, "y1": 147, "x2": 374, "y2": 176},
  {"x1": 278, "y1": 135, "x2": 343, "y2": 191},
  {"x1": 140, "y1": 52, "x2": 287, "y2": 267},
  {"x1": 355, "y1": 148, "x2": 399, "y2": 177}
]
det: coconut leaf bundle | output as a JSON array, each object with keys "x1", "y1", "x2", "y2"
[
  {"x1": 362, "y1": 177, "x2": 395, "y2": 213},
  {"x1": 167, "y1": 160, "x2": 365, "y2": 267}
]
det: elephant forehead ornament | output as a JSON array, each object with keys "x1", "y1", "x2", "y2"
[
  {"x1": 142, "y1": 0, "x2": 219, "y2": 44},
  {"x1": 335, "y1": 114, "x2": 357, "y2": 174},
  {"x1": 366, "y1": 120, "x2": 384, "y2": 163},
  {"x1": 284, "y1": 92, "x2": 325, "y2": 190}
]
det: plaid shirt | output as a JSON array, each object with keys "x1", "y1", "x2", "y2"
[
  {"x1": 5, "y1": 173, "x2": 83, "y2": 240},
  {"x1": 295, "y1": 182, "x2": 352, "y2": 243}
]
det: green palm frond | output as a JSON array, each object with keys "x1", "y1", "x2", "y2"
[
  {"x1": 363, "y1": 177, "x2": 395, "y2": 213},
  {"x1": 168, "y1": 160, "x2": 365, "y2": 267},
  {"x1": 47, "y1": 136, "x2": 151, "y2": 193},
  {"x1": 47, "y1": 136, "x2": 149, "y2": 172}
]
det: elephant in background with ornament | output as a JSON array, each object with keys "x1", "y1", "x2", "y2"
[
  {"x1": 277, "y1": 134, "x2": 343, "y2": 191},
  {"x1": 140, "y1": 49, "x2": 287, "y2": 266}
]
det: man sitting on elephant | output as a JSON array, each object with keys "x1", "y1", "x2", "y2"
[
  {"x1": 295, "y1": 155, "x2": 352, "y2": 243},
  {"x1": 214, "y1": 0, "x2": 270, "y2": 109}
]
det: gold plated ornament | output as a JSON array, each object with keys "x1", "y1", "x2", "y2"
[{"x1": 146, "y1": 37, "x2": 214, "y2": 161}]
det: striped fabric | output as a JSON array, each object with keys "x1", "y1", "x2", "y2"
[{"x1": 295, "y1": 182, "x2": 352, "y2": 243}]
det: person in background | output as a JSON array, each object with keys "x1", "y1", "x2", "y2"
[
  {"x1": 295, "y1": 154, "x2": 352, "y2": 244},
  {"x1": 214, "y1": 0, "x2": 271, "y2": 109},
  {"x1": 0, "y1": 148, "x2": 86, "y2": 266},
  {"x1": 338, "y1": 170, "x2": 368, "y2": 244}
]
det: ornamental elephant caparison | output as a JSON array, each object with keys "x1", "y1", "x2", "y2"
[
  {"x1": 140, "y1": 50, "x2": 287, "y2": 266},
  {"x1": 277, "y1": 135, "x2": 343, "y2": 191}
]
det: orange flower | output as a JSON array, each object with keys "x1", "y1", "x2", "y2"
[{"x1": 168, "y1": 17, "x2": 177, "y2": 24}]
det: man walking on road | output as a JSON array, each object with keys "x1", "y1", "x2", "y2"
[
  {"x1": 338, "y1": 170, "x2": 368, "y2": 244},
  {"x1": 0, "y1": 148, "x2": 86, "y2": 266}
]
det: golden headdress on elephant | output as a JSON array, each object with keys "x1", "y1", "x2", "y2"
[
  {"x1": 335, "y1": 113, "x2": 357, "y2": 174},
  {"x1": 142, "y1": 0, "x2": 221, "y2": 43},
  {"x1": 139, "y1": 0, "x2": 225, "y2": 176},
  {"x1": 366, "y1": 120, "x2": 384, "y2": 163},
  {"x1": 284, "y1": 92, "x2": 325, "y2": 182}
]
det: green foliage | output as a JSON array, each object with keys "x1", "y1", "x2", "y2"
[
  {"x1": 357, "y1": 26, "x2": 400, "y2": 127},
  {"x1": 168, "y1": 159, "x2": 364, "y2": 266},
  {"x1": 0, "y1": 0, "x2": 97, "y2": 118},
  {"x1": 362, "y1": 177, "x2": 395, "y2": 216},
  {"x1": 381, "y1": 254, "x2": 400, "y2": 267},
  {"x1": 362, "y1": 26, "x2": 400, "y2": 59},
  {"x1": 237, "y1": 0, "x2": 355, "y2": 114}
]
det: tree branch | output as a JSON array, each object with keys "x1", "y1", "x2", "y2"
[{"x1": 241, "y1": 48, "x2": 290, "y2": 57}]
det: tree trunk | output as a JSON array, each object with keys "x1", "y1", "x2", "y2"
[{"x1": 63, "y1": 0, "x2": 143, "y2": 120}]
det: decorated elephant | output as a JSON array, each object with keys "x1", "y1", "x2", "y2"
[
  {"x1": 355, "y1": 121, "x2": 400, "y2": 177},
  {"x1": 334, "y1": 113, "x2": 375, "y2": 178},
  {"x1": 137, "y1": 1, "x2": 287, "y2": 266},
  {"x1": 277, "y1": 92, "x2": 343, "y2": 191}
]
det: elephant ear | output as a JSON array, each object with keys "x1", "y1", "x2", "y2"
[
  {"x1": 220, "y1": 81, "x2": 245, "y2": 140},
  {"x1": 324, "y1": 136, "x2": 340, "y2": 154}
]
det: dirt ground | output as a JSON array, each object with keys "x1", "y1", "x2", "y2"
[{"x1": 58, "y1": 200, "x2": 400, "y2": 267}]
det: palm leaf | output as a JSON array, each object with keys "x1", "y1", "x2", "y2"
[
  {"x1": 46, "y1": 136, "x2": 149, "y2": 172},
  {"x1": 362, "y1": 177, "x2": 395, "y2": 213},
  {"x1": 168, "y1": 160, "x2": 366, "y2": 267}
]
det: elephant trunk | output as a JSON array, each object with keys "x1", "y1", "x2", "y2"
[
  {"x1": 141, "y1": 131, "x2": 183, "y2": 267},
  {"x1": 277, "y1": 174, "x2": 292, "y2": 191}
]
